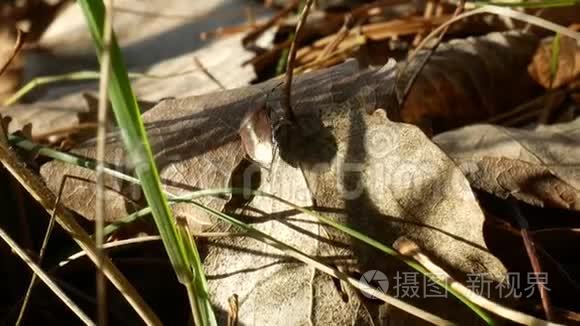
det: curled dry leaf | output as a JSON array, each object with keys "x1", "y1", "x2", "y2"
[
  {"x1": 528, "y1": 35, "x2": 580, "y2": 89},
  {"x1": 434, "y1": 119, "x2": 580, "y2": 211},
  {"x1": 396, "y1": 31, "x2": 541, "y2": 134}
]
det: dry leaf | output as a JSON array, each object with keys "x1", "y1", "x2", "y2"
[
  {"x1": 204, "y1": 156, "x2": 377, "y2": 325},
  {"x1": 1, "y1": 96, "x2": 87, "y2": 139},
  {"x1": 10, "y1": 31, "x2": 545, "y2": 141},
  {"x1": 39, "y1": 62, "x2": 365, "y2": 227},
  {"x1": 0, "y1": 94, "x2": 157, "y2": 144},
  {"x1": 396, "y1": 31, "x2": 541, "y2": 133},
  {"x1": 204, "y1": 60, "x2": 504, "y2": 324},
  {"x1": 19, "y1": 0, "x2": 267, "y2": 104},
  {"x1": 38, "y1": 32, "x2": 554, "y2": 322},
  {"x1": 38, "y1": 33, "x2": 536, "y2": 271},
  {"x1": 528, "y1": 35, "x2": 580, "y2": 89},
  {"x1": 33, "y1": 0, "x2": 268, "y2": 74},
  {"x1": 434, "y1": 119, "x2": 580, "y2": 211},
  {"x1": 41, "y1": 58, "x2": 508, "y2": 323},
  {"x1": 3, "y1": 0, "x2": 264, "y2": 142}
]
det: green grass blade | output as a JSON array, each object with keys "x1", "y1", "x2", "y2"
[
  {"x1": 75, "y1": 1, "x2": 215, "y2": 324},
  {"x1": 78, "y1": 0, "x2": 186, "y2": 281},
  {"x1": 186, "y1": 200, "x2": 455, "y2": 325},
  {"x1": 550, "y1": 33, "x2": 562, "y2": 87},
  {"x1": 3, "y1": 70, "x2": 189, "y2": 106},
  {"x1": 3, "y1": 71, "x2": 100, "y2": 106}
]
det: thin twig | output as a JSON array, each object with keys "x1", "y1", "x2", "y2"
[
  {"x1": 419, "y1": 4, "x2": 580, "y2": 49},
  {"x1": 193, "y1": 56, "x2": 226, "y2": 90},
  {"x1": 200, "y1": 22, "x2": 262, "y2": 41},
  {"x1": 412, "y1": 0, "x2": 437, "y2": 46},
  {"x1": 57, "y1": 233, "x2": 241, "y2": 269},
  {"x1": 395, "y1": 3, "x2": 580, "y2": 109},
  {"x1": 308, "y1": 267, "x2": 315, "y2": 326},
  {"x1": 242, "y1": 0, "x2": 300, "y2": 47},
  {"x1": 0, "y1": 226, "x2": 94, "y2": 325},
  {"x1": 350, "y1": 0, "x2": 408, "y2": 19},
  {"x1": 284, "y1": 0, "x2": 315, "y2": 121},
  {"x1": 96, "y1": 0, "x2": 114, "y2": 324},
  {"x1": 0, "y1": 122, "x2": 161, "y2": 324},
  {"x1": 192, "y1": 231, "x2": 242, "y2": 238},
  {"x1": 0, "y1": 28, "x2": 23, "y2": 77},
  {"x1": 509, "y1": 202, "x2": 554, "y2": 321},
  {"x1": 15, "y1": 177, "x2": 61, "y2": 325},
  {"x1": 485, "y1": 90, "x2": 565, "y2": 125},
  {"x1": 486, "y1": 214, "x2": 580, "y2": 294},
  {"x1": 313, "y1": 14, "x2": 353, "y2": 64},
  {"x1": 59, "y1": 236, "x2": 162, "y2": 268},
  {"x1": 1, "y1": 29, "x2": 83, "y2": 324},
  {"x1": 396, "y1": 0, "x2": 465, "y2": 106}
]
